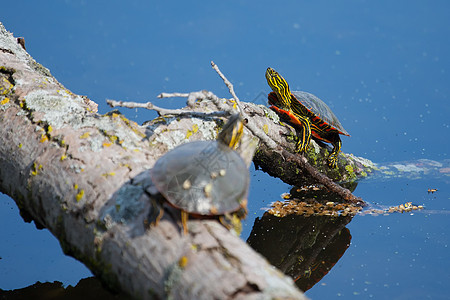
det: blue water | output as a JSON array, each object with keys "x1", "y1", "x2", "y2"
[
  {"x1": 1, "y1": 1, "x2": 449, "y2": 298},
  {"x1": 304, "y1": 177, "x2": 449, "y2": 299}
]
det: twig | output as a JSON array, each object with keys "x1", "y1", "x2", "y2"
[
  {"x1": 211, "y1": 61, "x2": 244, "y2": 115},
  {"x1": 210, "y1": 62, "x2": 278, "y2": 149},
  {"x1": 157, "y1": 92, "x2": 190, "y2": 98},
  {"x1": 106, "y1": 97, "x2": 227, "y2": 118},
  {"x1": 157, "y1": 92, "x2": 197, "y2": 108}
]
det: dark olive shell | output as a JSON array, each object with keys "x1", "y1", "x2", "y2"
[
  {"x1": 150, "y1": 140, "x2": 249, "y2": 216},
  {"x1": 292, "y1": 91, "x2": 349, "y2": 136}
]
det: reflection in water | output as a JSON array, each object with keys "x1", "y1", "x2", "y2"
[
  {"x1": 247, "y1": 183, "x2": 428, "y2": 292},
  {"x1": 0, "y1": 277, "x2": 131, "y2": 300},
  {"x1": 248, "y1": 185, "x2": 358, "y2": 291},
  {"x1": 248, "y1": 211, "x2": 353, "y2": 292}
]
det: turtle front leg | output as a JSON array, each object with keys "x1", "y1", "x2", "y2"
[
  {"x1": 327, "y1": 136, "x2": 342, "y2": 168},
  {"x1": 269, "y1": 106, "x2": 312, "y2": 153},
  {"x1": 295, "y1": 114, "x2": 312, "y2": 153}
]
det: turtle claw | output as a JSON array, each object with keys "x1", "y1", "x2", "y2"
[
  {"x1": 295, "y1": 133, "x2": 311, "y2": 153},
  {"x1": 327, "y1": 155, "x2": 338, "y2": 168},
  {"x1": 295, "y1": 141, "x2": 307, "y2": 154}
]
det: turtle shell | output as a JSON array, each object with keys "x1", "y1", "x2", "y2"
[
  {"x1": 150, "y1": 140, "x2": 249, "y2": 216},
  {"x1": 291, "y1": 91, "x2": 349, "y2": 136}
]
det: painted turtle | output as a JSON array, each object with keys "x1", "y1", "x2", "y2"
[
  {"x1": 147, "y1": 114, "x2": 252, "y2": 234},
  {"x1": 265, "y1": 67, "x2": 350, "y2": 168}
]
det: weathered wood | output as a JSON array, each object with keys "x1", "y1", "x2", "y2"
[{"x1": 0, "y1": 23, "x2": 306, "y2": 299}]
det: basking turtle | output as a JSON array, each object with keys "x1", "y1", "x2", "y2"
[
  {"x1": 146, "y1": 114, "x2": 253, "y2": 234},
  {"x1": 265, "y1": 67, "x2": 350, "y2": 168}
]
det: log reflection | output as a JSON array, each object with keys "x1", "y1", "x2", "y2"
[{"x1": 248, "y1": 185, "x2": 359, "y2": 291}]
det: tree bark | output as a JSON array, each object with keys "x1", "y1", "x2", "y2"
[{"x1": 0, "y1": 23, "x2": 307, "y2": 299}]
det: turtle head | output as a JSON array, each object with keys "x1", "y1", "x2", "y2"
[
  {"x1": 218, "y1": 114, "x2": 244, "y2": 150},
  {"x1": 265, "y1": 67, "x2": 292, "y2": 109}
]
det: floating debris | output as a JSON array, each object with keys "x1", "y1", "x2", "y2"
[
  {"x1": 427, "y1": 188, "x2": 438, "y2": 194},
  {"x1": 268, "y1": 200, "x2": 363, "y2": 218},
  {"x1": 268, "y1": 200, "x2": 424, "y2": 218},
  {"x1": 359, "y1": 202, "x2": 423, "y2": 215},
  {"x1": 281, "y1": 193, "x2": 291, "y2": 200},
  {"x1": 295, "y1": 185, "x2": 321, "y2": 192}
]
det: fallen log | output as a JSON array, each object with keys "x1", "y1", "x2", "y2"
[{"x1": 0, "y1": 22, "x2": 307, "y2": 299}]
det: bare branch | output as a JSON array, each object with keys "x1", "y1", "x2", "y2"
[
  {"x1": 211, "y1": 61, "x2": 244, "y2": 115},
  {"x1": 157, "y1": 92, "x2": 190, "y2": 98},
  {"x1": 208, "y1": 63, "x2": 279, "y2": 150},
  {"x1": 106, "y1": 97, "x2": 228, "y2": 118}
]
